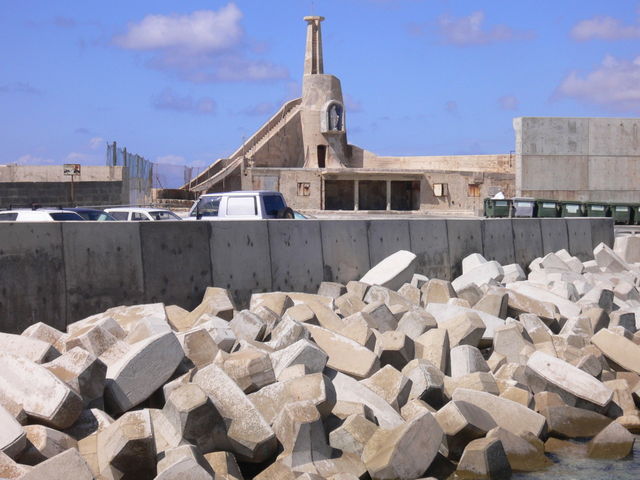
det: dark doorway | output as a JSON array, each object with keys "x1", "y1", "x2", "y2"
[
  {"x1": 324, "y1": 180, "x2": 355, "y2": 210},
  {"x1": 359, "y1": 180, "x2": 386, "y2": 210},
  {"x1": 391, "y1": 181, "x2": 421, "y2": 210},
  {"x1": 317, "y1": 145, "x2": 326, "y2": 168}
]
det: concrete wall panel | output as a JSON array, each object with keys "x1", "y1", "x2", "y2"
[
  {"x1": 588, "y1": 156, "x2": 640, "y2": 190},
  {"x1": 0, "y1": 223, "x2": 66, "y2": 333},
  {"x1": 63, "y1": 223, "x2": 144, "y2": 324},
  {"x1": 520, "y1": 117, "x2": 590, "y2": 155},
  {"x1": 140, "y1": 221, "x2": 212, "y2": 310},
  {"x1": 446, "y1": 219, "x2": 483, "y2": 278},
  {"x1": 539, "y1": 218, "x2": 569, "y2": 254},
  {"x1": 481, "y1": 219, "x2": 515, "y2": 266},
  {"x1": 590, "y1": 218, "x2": 614, "y2": 249},
  {"x1": 409, "y1": 219, "x2": 451, "y2": 279},
  {"x1": 588, "y1": 118, "x2": 640, "y2": 156},
  {"x1": 320, "y1": 220, "x2": 370, "y2": 284},
  {"x1": 269, "y1": 220, "x2": 324, "y2": 293},
  {"x1": 367, "y1": 220, "x2": 411, "y2": 267},
  {"x1": 512, "y1": 219, "x2": 543, "y2": 269},
  {"x1": 210, "y1": 221, "x2": 272, "y2": 308},
  {"x1": 520, "y1": 155, "x2": 589, "y2": 191},
  {"x1": 566, "y1": 218, "x2": 593, "y2": 261}
]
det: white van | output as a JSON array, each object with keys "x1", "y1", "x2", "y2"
[{"x1": 186, "y1": 191, "x2": 294, "y2": 220}]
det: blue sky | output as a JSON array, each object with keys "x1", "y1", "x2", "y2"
[{"x1": 1, "y1": 1, "x2": 639, "y2": 181}]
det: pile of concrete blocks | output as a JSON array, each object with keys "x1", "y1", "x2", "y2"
[{"x1": 2, "y1": 241, "x2": 640, "y2": 479}]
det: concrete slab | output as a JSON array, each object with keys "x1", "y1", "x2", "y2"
[
  {"x1": 566, "y1": 218, "x2": 594, "y2": 261},
  {"x1": 62, "y1": 222, "x2": 144, "y2": 324},
  {"x1": 481, "y1": 219, "x2": 516, "y2": 266},
  {"x1": 360, "y1": 250, "x2": 417, "y2": 291},
  {"x1": 512, "y1": 219, "x2": 543, "y2": 268},
  {"x1": 210, "y1": 220, "x2": 272, "y2": 307},
  {"x1": 140, "y1": 221, "x2": 213, "y2": 310},
  {"x1": 268, "y1": 220, "x2": 324, "y2": 294},
  {"x1": 319, "y1": 220, "x2": 370, "y2": 284},
  {"x1": 590, "y1": 218, "x2": 614, "y2": 249},
  {"x1": 408, "y1": 219, "x2": 451, "y2": 280},
  {"x1": 446, "y1": 219, "x2": 483, "y2": 279},
  {"x1": 0, "y1": 223, "x2": 65, "y2": 333},
  {"x1": 540, "y1": 218, "x2": 569, "y2": 255},
  {"x1": 366, "y1": 219, "x2": 411, "y2": 267}
]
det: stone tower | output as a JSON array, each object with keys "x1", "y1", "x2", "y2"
[{"x1": 301, "y1": 16, "x2": 349, "y2": 168}]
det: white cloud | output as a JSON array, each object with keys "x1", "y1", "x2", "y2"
[
  {"x1": 16, "y1": 154, "x2": 55, "y2": 165},
  {"x1": 556, "y1": 55, "x2": 640, "y2": 111},
  {"x1": 89, "y1": 137, "x2": 104, "y2": 150},
  {"x1": 437, "y1": 11, "x2": 530, "y2": 46},
  {"x1": 156, "y1": 154, "x2": 187, "y2": 165},
  {"x1": 113, "y1": 4, "x2": 288, "y2": 83},
  {"x1": 114, "y1": 5, "x2": 243, "y2": 53},
  {"x1": 498, "y1": 95, "x2": 519, "y2": 111},
  {"x1": 0, "y1": 81, "x2": 41, "y2": 95},
  {"x1": 571, "y1": 15, "x2": 640, "y2": 41},
  {"x1": 151, "y1": 88, "x2": 217, "y2": 114}
]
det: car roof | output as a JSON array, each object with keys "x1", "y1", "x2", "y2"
[
  {"x1": 198, "y1": 190, "x2": 282, "y2": 197},
  {"x1": 64, "y1": 207, "x2": 106, "y2": 213},
  {"x1": 105, "y1": 207, "x2": 174, "y2": 212}
]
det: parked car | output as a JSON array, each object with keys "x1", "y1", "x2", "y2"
[
  {"x1": 186, "y1": 191, "x2": 294, "y2": 220},
  {"x1": 64, "y1": 207, "x2": 116, "y2": 221},
  {"x1": 104, "y1": 207, "x2": 182, "y2": 221},
  {"x1": 0, "y1": 208, "x2": 85, "y2": 221}
]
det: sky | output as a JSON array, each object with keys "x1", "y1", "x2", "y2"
[{"x1": 1, "y1": 0, "x2": 639, "y2": 184}]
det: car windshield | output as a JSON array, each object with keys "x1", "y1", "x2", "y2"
[
  {"x1": 149, "y1": 210, "x2": 181, "y2": 221},
  {"x1": 77, "y1": 211, "x2": 114, "y2": 221},
  {"x1": 192, "y1": 197, "x2": 221, "y2": 217},
  {"x1": 263, "y1": 195, "x2": 285, "y2": 216},
  {"x1": 109, "y1": 211, "x2": 129, "y2": 220},
  {"x1": 49, "y1": 212, "x2": 84, "y2": 221}
]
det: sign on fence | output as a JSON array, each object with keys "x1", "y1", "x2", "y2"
[{"x1": 63, "y1": 164, "x2": 81, "y2": 176}]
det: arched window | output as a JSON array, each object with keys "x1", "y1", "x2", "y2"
[{"x1": 321, "y1": 101, "x2": 345, "y2": 133}]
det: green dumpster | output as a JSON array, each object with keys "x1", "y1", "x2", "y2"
[
  {"x1": 611, "y1": 204, "x2": 633, "y2": 225},
  {"x1": 560, "y1": 201, "x2": 585, "y2": 217},
  {"x1": 484, "y1": 198, "x2": 512, "y2": 218},
  {"x1": 535, "y1": 199, "x2": 560, "y2": 218},
  {"x1": 631, "y1": 204, "x2": 640, "y2": 225},
  {"x1": 585, "y1": 202, "x2": 610, "y2": 217}
]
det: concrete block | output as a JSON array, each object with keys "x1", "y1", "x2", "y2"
[
  {"x1": 361, "y1": 301, "x2": 398, "y2": 332},
  {"x1": 360, "y1": 365, "x2": 412, "y2": 411},
  {"x1": 367, "y1": 220, "x2": 411, "y2": 267},
  {"x1": 452, "y1": 261, "x2": 504, "y2": 292},
  {"x1": 0, "y1": 404, "x2": 25, "y2": 460},
  {"x1": 210, "y1": 221, "x2": 271, "y2": 305},
  {"x1": 63, "y1": 408, "x2": 114, "y2": 441},
  {"x1": 508, "y1": 282, "x2": 581, "y2": 319},
  {"x1": 474, "y1": 289, "x2": 509, "y2": 319},
  {"x1": 306, "y1": 324, "x2": 380, "y2": 379},
  {"x1": 540, "y1": 218, "x2": 569, "y2": 255},
  {"x1": 140, "y1": 221, "x2": 212, "y2": 310},
  {"x1": 156, "y1": 445, "x2": 214, "y2": 479},
  {"x1": 21, "y1": 322, "x2": 68, "y2": 353},
  {"x1": 317, "y1": 281, "x2": 346, "y2": 299},
  {"x1": 450, "y1": 345, "x2": 490, "y2": 378},
  {"x1": 486, "y1": 426, "x2": 552, "y2": 472},
  {"x1": 319, "y1": 220, "x2": 370, "y2": 284},
  {"x1": 438, "y1": 310, "x2": 486, "y2": 348},
  {"x1": 481, "y1": 219, "x2": 516, "y2": 266},
  {"x1": 594, "y1": 242, "x2": 629, "y2": 273},
  {"x1": 414, "y1": 328, "x2": 450, "y2": 374},
  {"x1": 269, "y1": 339, "x2": 327, "y2": 378},
  {"x1": 409, "y1": 219, "x2": 451, "y2": 280},
  {"x1": 0, "y1": 450, "x2": 29, "y2": 479},
  {"x1": 360, "y1": 250, "x2": 417, "y2": 292},
  {"x1": 176, "y1": 327, "x2": 219, "y2": 369},
  {"x1": 614, "y1": 235, "x2": 640, "y2": 264},
  {"x1": 502, "y1": 263, "x2": 526, "y2": 283},
  {"x1": 402, "y1": 359, "x2": 446, "y2": 408},
  {"x1": 421, "y1": 279, "x2": 457, "y2": 305},
  {"x1": 445, "y1": 372, "x2": 500, "y2": 398},
  {"x1": 229, "y1": 310, "x2": 267, "y2": 342},
  {"x1": 396, "y1": 308, "x2": 436, "y2": 340},
  {"x1": 269, "y1": 220, "x2": 324, "y2": 293},
  {"x1": 587, "y1": 422, "x2": 635, "y2": 459},
  {"x1": 452, "y1": 388, "x2": 546, "y2": 437},
  {"x1": 566, "y1": 218, "x2": 593, "y2": 261},
  {"x1": 193, "y1": 364, "x2": 276, "y2": 462},
  {"x1": 493, "y1": 324, "x2": 533, "y2": 364},
  {"x1": 397, "y1": 283, "x2": 421, "y2": 305},
  {"x1": 541, "y1": 405, "x2": 612, "y2": 438},
  {"x1": 0, "y1": 353, "x2": 82, "y2": 429},
  {"x1": 375, "y1": 331, "x2": 414, "y2": 370},
  {"x1": 203, "y1": 451, "x2": 243, "y2": 480},
  {"x1": 362, "y1": 411, "x2": 443, "y2": 480},
  {"x1": 19, "y1": 448, "x2": 94, "y2": 480},
  {"x1": 0, "y1": 332, "x2": 59, "y2": 364},
  {"x1": 250, "y1": 292, "x2": 294, "y2": 316},
  {"x1": 104, "y1": 332, "x2": 184, "y2": 413},
  {"x1": 446, "y1": 219, "x2": 483, "y2": 279},
  {"x1": 334, "y1": 293, "x2": 366, "y2": 318},
  {"x1": 216, "y1": 348, "x2": 275, "y2": 393},
  {"x1": 456, "y1": 437, "x2": 511, "y2": 480},
  {"x1": 526, "y1": 351, "x2": 613, "y2": 409},
  {"x1": 591, "y1": 328, "x2": 640, "y2": 375},
  {"x1": 435, "y1": 400, "x2": 497, "y2": 459},
  {"x1": 18, "y1": 425, "x2": 77, "y2": 466},
  {"x1": 195, "y1": 315, "x2": 237, "y2": 352},
  {"x1": 329, "y1": 413, "x2": 378, "y2": 457}
]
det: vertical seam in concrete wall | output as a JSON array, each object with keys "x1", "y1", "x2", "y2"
[
  {"x1": 443, "y1": 219, "x2": 451, "y2": 280},
  {"x1": 204, "y1": 221, "x2": 214, "y2": 289},
  {"x1": 366, "y1": 220, "x2": 373, "y2": 268},
  {"x1": 266, "y1": 220, "x2": 275, "y2": 292},
  {"x1": 137, "y1": 222, "x2": 148, "y2": 303},
  {"x1": 318, "y1": 220, "x2": 327, "y2": 282},
  {"x1": 59, "y1": 223, "x2": 69, "y2": 328}
]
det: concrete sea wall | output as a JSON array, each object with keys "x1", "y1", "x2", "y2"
[{"x1": 0, "y1": 217, "x2": 613, "y2": 333}]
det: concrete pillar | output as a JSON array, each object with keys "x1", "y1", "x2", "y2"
[
  {"x1": 354, "y1": 180, "x2": 359, "y2": 211},
  {"x1": 386, "y1": 181, "x2": 391, "y2": 211},
  {"x1": 304, "y1": 16, "x2": 324, "y2": 75}
]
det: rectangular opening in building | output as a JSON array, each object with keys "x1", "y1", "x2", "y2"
[
  {"x1": 324, "y1": 180, "x2": 354, "y2": 210},
  {"x1": 317, "y1": 145, "x2": 326, "y2": 168},
  {"x1": 433, "y1": 183, "x2": 448, "y2": 197},
  {"x1": 390, "y1": 180, "x2": 420, "y2": 210},
  {"x1": 358, "y1": 180, "x2": 386, "y2": 210},
  {"x1": 468, "y1": 184, "x2": 481, "y2": 197}
]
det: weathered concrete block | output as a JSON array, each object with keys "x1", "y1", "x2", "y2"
[
  {"x1": 318, "y1": 281, "x2": 347, "y2": 299},
  {"x1": 362, "y1": 411, "x2": 443, "y2": 480},
  {"x1": 541, "y1": 405, "x2": 612, "y2": 438},
  {"x1": 375, "y1": 331, "x2": 414, "y2": 371},
  {"x1": 195, "y1": 315, "x2": 237, "y2": 352},
  {"x1": 397, "y1": 283, "x2": 421, "y2": 306},
  {"x1": 165, "y1": 304, "x2": 191, "y2": 331},
  {"x1": 335, "y1": 293, "x2": 366, "y2": 318},
  {"x1": 360, "y1": 365, "x2": 412, "y2": 412},
  {"x1": 104, "y1": 332, "x2": 184, "y2": 413},
  {"x1": 65, "y1": 317, "x2": 126, "y2": 359},
  {"x1": 306, "y1": 324, "x2": 379, "y2": 380},
  {"x1": 176, "y1": 327, "x2": 219, "y2": 369},
  {"x1": 502, "y1": 263, "x2": 526, "y2": 283},
  {"x1": 526, "y1": 351, "x2": 613, "y2": 409},
  {"x1": 614, "y1": 235, "x2": 640, "y2": 263},
  {"x1": 269, "y1": 339, "x2": 328, "y2": 379},
  {"x1": 360, "y1": 250, "x2": 417, "y2": 291},
  {"x1": 414, "y1": 328, "x2": 450, "y2": 374},
  {"x1": 435, "y1": 400, "x2": 497, "y2": 459},
  {"x1": 97, "y1": 409, "x2": 156, "y2": 478},
  {"x1": 0, "y1": 332, "x2": 60, "y2": 364},
  {"x1": 591, "y1": 328, "x2": 640, "y2": 375},
  {"x1": 493, "y1": 324, "x2": 533, "y2": 365},
  {"x1": 18, "y1": 425, "x2": 77, "y2": 466},
  {"x1": 19, "y1": 448, "x2": 94, "y2": 480},
  {"x1": 229, "y1": 310, "x2": 267, "y2": 342},
  {"x1": 587, "y1": 421, "x2": 635, "y2": 459},
  {"x1": 445, "y1": 372, "x2": 500, "y2": 398},
  {"x1": 421, "y1": 279, "x2": 457, "y2": 305},
  {"x1": 426, "y1": 303, "x2": 504, "y2": 346},
  {"x1": 203, "y1": 451, "x2": 243, "y2": 480},
  {"x1": 266, "y1": 316, "x2": 310, "y2": 350},
  {"x1": 361, "y1": 301, "x2": 397, "y2": 333},
  {"x1": 156, "y1": 444, "x2": 215, "y2": 479},
  {"x1": 486, "y1": 426, "x2": 552, "y2": 472},
  {"x1": 456, "y1": 437, "x2": 511, "y2": 480},
  {"x1": 439, "y1": 310, "x2": 486, "y2": 348},
  {"x1": 0, "y1": 404, "x2": 25, "y2": 460},
  {"x1": 329, "y1": 413, "x2": 378, "y2": 457},
  {"x1": 474, "y1": 289, "x2": 509, "y2": 319},
  {"x1": 594, "y1": 242, "x2": 629, "y2": 273},
  {"x1": 193, "y1": 364, "x2": 276, "y2": 462},
  {"x1": 21, "y1": 322, "x2": 68, "y2": 353},
  {"x1": 43, "y1": 347, "x2": 107, "y2": 406},
  {"x1": 452, "y1": 261, "x2": 504, "y2": 292},
  {"x1": 340, "y1": 313, "x2": 377, "y2": 350},
  {"x1": 450, "y1": 345, "x2": 490, "y2": 378},
  {"x1": 396, "y1": 308, "x2": 436, "y2": 340},
  {"x1": 452, "y1": 388, "x2": 546, "y2": 437},
  {"x1": 216, "y1": 348, "x2": 275, "y2": 393},
  {"x1": 63, "y1": 408, "x2": 114, "y2": 441},
  {"x1": 250, "y1": 292, "x2": 294, "y2": 316},
  {"x1": 0, "y1": 450, "x2": 29, "y2": 479},
  {"x1": 0, "y1": 353, "x2": 83, "y2": 429}
]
